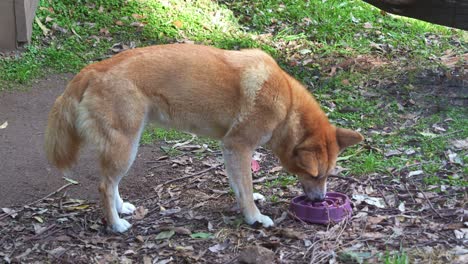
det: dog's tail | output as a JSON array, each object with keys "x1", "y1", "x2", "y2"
[
  {"x1": 44, "y1": 72, "x2": 90, "y2": 171},
  {"x1": 45, "y1": 94, "x2": 81, "y2": 171}
]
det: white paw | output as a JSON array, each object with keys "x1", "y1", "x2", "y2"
[
  {"x1": 112, "y1": 218, "x2": 132, "y2": 233},
  {"x1": 120, "y1": 202, "x2": 136, "y2": 215},
  {"x1": 253, "y1": 193, "x2": 266, "y2": 202},
  {"x1": 245, "y1": 213, "x2": 274, "y2": 228}
]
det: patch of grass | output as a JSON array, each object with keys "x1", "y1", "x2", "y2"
[
  {"x1": 265, "y1": 173, "x2": 297, "y2": 188},
  {"x1": 383, "y1": 249, "x2": 409, "y2": 264},
  {"x1": 140, "y1": 127, "x2": 219, "y2": 150},
  {"x1": 224, "y1": 0, "x2": 461, "y2": 57}
]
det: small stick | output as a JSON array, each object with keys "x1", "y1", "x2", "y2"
[
  {"x1": 146, "y1": 162, "x2": 171, "y2": 172},
  {"x1": 162, "y1": 164, "x2": 222, "y2": 186},
  {"x1": 414, "y1": 184, "x2": 445, "y2": 219},
  {"x1": 25, "y1": 182, "x2": 76, "y2": 208},
  {"x1": 328, "y1": 174, "x2": 363, "y2": 185}
]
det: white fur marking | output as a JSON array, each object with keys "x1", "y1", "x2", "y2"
[
  {"x1": 120, "y1": 202, "x2": 136, "y2": 215},
  {"x1": 253, "y1": 193, "x2": 266, "y2": 202},
  {"x1": 112, "y1": 218, "x2": 132, "y2": 233}
]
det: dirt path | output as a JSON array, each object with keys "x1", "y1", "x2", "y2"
[{"x1": 0, "y1": 74, "x2": 154, "y2": 207}]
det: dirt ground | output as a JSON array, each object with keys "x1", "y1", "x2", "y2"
[
  {"x1": 0, "y1": 71, "x2": 466, "y2": 263},
  {"x1": 0, "y1": 74, "x2": 156, "y2": 207}
]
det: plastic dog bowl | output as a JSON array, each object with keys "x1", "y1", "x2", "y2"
[{"x1": 289, "y1": 192, "x2": 352, "y2": 224}]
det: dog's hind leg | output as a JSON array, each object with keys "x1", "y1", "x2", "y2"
[
  {"x1": 98, "y1": 121, "x2": 144, "y2": 232},
  {"x1": 79, "y1": 81, "x2": 147, "y2": 233}
]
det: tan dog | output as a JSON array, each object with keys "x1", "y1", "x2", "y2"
[{"x1": 45, "y1": 44, "x2": 363, "y2": 232}]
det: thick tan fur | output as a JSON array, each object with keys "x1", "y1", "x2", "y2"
[{"x1": 45, "y1": 44, "x2": 363, "y2": 232}]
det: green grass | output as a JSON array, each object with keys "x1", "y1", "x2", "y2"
[{"x1": 383, "y1": 250, "x2": 409, "y2": 264}]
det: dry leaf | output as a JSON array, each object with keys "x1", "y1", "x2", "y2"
[
  {"x1": 115, "y1": 20, "x2": 124, "y2": 26},
  {"x1": 251, "y1": 159, "x2": 260, "y2": 173},
  {"x1": 173, "y1": 20, "x2": 183, "y2": 28},
  {"x1": 451, "y1": 138, "x2": 468, "y2": 150},
  {"x1": 268, "y1": 166, "x2": 283, "y2": 173},
  {"x1": 1, "y1": 207, "x2": 17, "y2": 218},
  {"x1": 363, "y1": 22, "x2": 373, "y2": 29},
  {"x1": 132, "y1": 14, "x2": 144, "y2": 20},
  {"x1": 133, "y1": 206, "x2": 148, "y2": 220},
  {"x1": 99, "y1": 28, "x2": 110, "y2": 36},
  {"x1": 279, "y1": 228, "x2": 307, "y2": 240}
]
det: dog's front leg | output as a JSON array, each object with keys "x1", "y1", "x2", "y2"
[{"x1": 222, "y1": 144, "x2": 274, "y2": 228}]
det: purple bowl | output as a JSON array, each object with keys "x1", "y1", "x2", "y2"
[{"x1": 289, "y1": 192, "x2": 352, "y2": 224}]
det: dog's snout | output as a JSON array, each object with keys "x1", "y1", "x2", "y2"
[
  {"x1": 301, "y1": 181, "x2": 327, "y2": 201},
  {"x1": 306, "y1": 191, "x2": 325, "y2": 201}
]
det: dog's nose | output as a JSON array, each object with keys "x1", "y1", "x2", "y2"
[{"x1": 306, "y1": 191, "x2": 325, "y2": 202}]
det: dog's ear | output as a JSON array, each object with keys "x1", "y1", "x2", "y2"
[
  {"x1": 295, "y1": 150, "x2": 319, "y2": 177},
  {"x1": 336, "y1": 127, "x2": 364, "y2": 151}
]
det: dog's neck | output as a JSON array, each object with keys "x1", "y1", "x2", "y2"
[{"x1": 267, "y1": 79, "x2": 330, "y2": 165}]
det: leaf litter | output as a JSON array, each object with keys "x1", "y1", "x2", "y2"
[{"x1": 0, "y1": 140, "x2": 465, "y2": 263}]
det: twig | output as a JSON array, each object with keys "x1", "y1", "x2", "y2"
[
  {"x1": 162, "y1": 164, "x2": 222, "y2": 186},
  {"x1": 413, "y1": 184, "x2": 445, "y2": 219},
  {"x1": 328, "y1": 174, "x2": 364, "y2": 185},
  {"x1": 375, "y1": 185, "x2": 391, "y2": 208},
  {"x1": 25, "y1": 182, "x2": 76, "y2": 208},
  {"x1": 146, "y1": 162, "x2": 171, "y2": 172},
  {"x1": 403, "y1": 182, "x2": 416, "y2": 203},
  {"x1": 252, "y1": 175, "x2": 279, "y2": 183}
]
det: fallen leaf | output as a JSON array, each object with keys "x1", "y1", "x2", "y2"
[
  {"x1": 2, "y1": 208, "x2": 17, "y2": 218},
  {"x1": 384, "y1": 149, "x2": 402, "y2": 157},
  {"x1": 156, "y1": 258, "x2": 173, "y2": 264},
  {"x1": 408, "y1": 170, "x2": 424, "y2": 177},
  {"x1": 35, "y1": 17, "x2": 50, "y2": 35},
  {"x1": 159, "y1": 207, "x2": 181, "y2": 216},
  {"x1": 398, "y1": 202, "x2": 405, "y2": 213},
  {"x1": 176, "y1": 245, "x2": 194, "y2": 251},
  {"x1": 174, "y1": 226, "x2": 191, "y2": 235},
  {"x1": 352, "y1": 194, "x2": 386, "y2": 208},
  {"x1": 419, "y1": 131, "x2": 437, "y2": 138},
  {"x1": 454, "y1": 229, "x2": 468, "y2": 239},
  {"x1": 65, "y1": 204, "x2": 90, "y2": 210},
  {"x1": 208, "y1": 240, "x2": 230, "y2": 253},
  {"x1": 155, "y1": 230, "x2": 175, "y2": 240},
  {"x1": 251, "y1": 159, "x2": 260, "y2": 173},
  {"x1": 51, "y1": 23, "x2": 68, "y2": 34},
  {"x1": 130, "y1": 22, "x2": 144, "y2": 27},
  {"x1": 99, "y1": 28, "x2": 110, "y2": 36},
  {"x1": 115, "y1": 20, "x2": 124, "y2": 26},
  {"x1": 363, "y1": 22, "x2": 373, "y2": 28},
  {"x1": 451, "y1": 138, "x2": 468, "y2": 150},
  {"x1": 279, "y1": 228, "x2": 307, "y2": 240},
  {"x1": 132, "y1": 14, "x2": 144, "y2": 20},
  {"x1": 238, "y1": 245, "x2": 275, "y2": 264},
  {"x1": 173, "y1": 20, "x2": 183, "y2": 28},
  {"x1": 368, "y1": 215, "x2": 386, "y2": 225},
  {"x1": 63, "y1": 177, "x2": 79, "y2": 184},
  {"x1": 124, "y1": 249, "x2": 136, "y2": 255},
  {"x1": 207, "y1": 221, "x2": 214, "y2": 231},
  {"x1": 268, "y1": 166, "x2": 283, "y2": 173},
  {"x1": 133, "y1": 206, "x2": 148, "y2": 220},
  {"x1": 47, "y1": 246, "x2": 66, "y2": 257},
  {"x1": 190, "y1": 232, "x2": 213, "y2": 239},
  {"x1": 33, "y1": 216, "x2": 44, "y2": 223},
  {"x1": 33, "y1": 224, "x2": 48, "y2": 235}
]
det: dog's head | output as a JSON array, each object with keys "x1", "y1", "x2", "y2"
[{"x1": 285, "y1": 127, "x2": 363, "y2": 201}]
